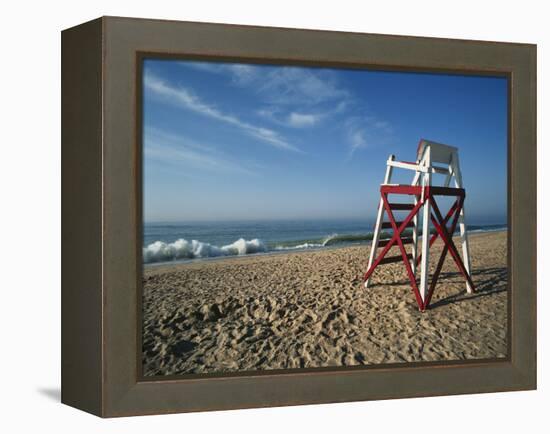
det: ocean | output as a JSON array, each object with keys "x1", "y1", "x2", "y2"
[{"x1": 142, "y1": 219, "x2": 507, "y2": 265}]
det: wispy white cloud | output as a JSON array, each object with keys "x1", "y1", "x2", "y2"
[
  {"x1": 180, "y1": 61, "x2": 351, "y2": 118},
  {"x1": 144, "y1": 127, "x2": 257, "y2": 175},
  {"x1": 346, "y1": 116, "x2": 394, "y2": 157},
  {"x1": 182, "y1": 62, "x2": 258, "y2": 86},
  {"x1": 334, "y1": 100, "x2": 349, "y2": 113},
  {"x1": 178, "y1": 61, "x2": 221, "y2": 73},
  {"x1": 259, "y1": 67, "x2": 349, "y2": 105},
  {"x1": 226, "y1": 64, "x2": 257, "y2": 85},
  {"x1": 349, "y1": 130, "x2": 368, "y2": 155},
  {"x1": 144, "y1": 71, "x2": 301, "y2": 152},
  {"x1": 288, "y1": 112, "x2": 323, "y2": 127},
  {"x1": 258, "y1": 108, "x2": 324, "y2": 128},
  {"x1": 175, "y1": 61, "x2": 395, "y2": 157},
  {"x1": 252, "y1": 69, "x2": 353, "y2": 129}
]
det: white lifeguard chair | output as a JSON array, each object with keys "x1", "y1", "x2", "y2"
[{"x1": 363, "y1": 139, "x2": 475, "y2": 311}]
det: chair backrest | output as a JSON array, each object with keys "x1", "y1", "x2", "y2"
[{"x1": 416, "y1": 139, "x2": 458, "y2": 166}]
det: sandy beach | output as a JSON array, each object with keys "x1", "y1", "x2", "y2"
[{"x1": 142, "y1": 231, "x2": 507, "y2": 376}]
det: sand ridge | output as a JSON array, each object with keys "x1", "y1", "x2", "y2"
[{"x1": 142, "y1": 231, "x2": 507, "y2": 376}]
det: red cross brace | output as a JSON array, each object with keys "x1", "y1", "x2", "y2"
[{"x1": 363, "y1": 185, "x2": 476, "y2": 311}]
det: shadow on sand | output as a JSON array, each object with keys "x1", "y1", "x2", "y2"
[
  {"x1": 366, "y1": 266, "x2": 507, "y2": 310},
  {"x1": 428, "y1": 266, "x2": 507, "y2": 309}
]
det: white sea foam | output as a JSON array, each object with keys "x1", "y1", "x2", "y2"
[
  {"x1": 274, "y1": 233, "x2": 340, "y2": 251},
  {"x1": 274, "y1": 242, "x2": 324, "y2": 251},
  {"x1": 143, "y1": 238, "x2": 267, "y2": 263}
]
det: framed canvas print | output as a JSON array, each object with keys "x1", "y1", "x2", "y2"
[{"x1": 61, "y1": 16, "x2": 536, "y2": 417}]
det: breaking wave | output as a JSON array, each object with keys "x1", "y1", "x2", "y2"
[
  {"x1": 274, "y1": 232, "x2": 380, "y2": 250},
  {"x1": 143, "y1": 238, "x2": 267, "y2": 263}
]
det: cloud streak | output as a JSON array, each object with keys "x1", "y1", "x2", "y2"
[
  {"x1": 181, "y1": 61, "x2": 257, "y2": 85},
  {"x1": 180, "y1": 61, "x2": 351, "y2": 124},
  {"x1": 144, "y1": 72, "x2": 301, "y2": 152},
  {"x1": 349, "y1": 130, "x2": 368, "y2": 155},
  {"x1": 346, "y1": 116, "x2": 394, "y2": 156},
  {"x1": 288, "y1": 112, "x2": 322, "y2": 127},
  {"x1": 258, "y1": 108, "x2": 324, "y2": 128},
  {"x1": 181, "y1": 61, "x2": 348, "y2": 105},
  {"x1": 259, "y1": 67, "x2": 349, "y2": 105},
  {"x1": 144, "y1": 127, "x2": 257, "y2": 176}
]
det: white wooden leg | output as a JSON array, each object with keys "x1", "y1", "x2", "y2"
[
  {"x1": 419, "y1": 197, "x2": 431, "y2": 302},
  {"x1": 411, "y1": 160, "x2": 423, "y2": 280},
  {"x1": 365, "y1": 197, "x2": 385, "y2": 289},
  {"x1": 365, "y1": 155, "x2": 394, "y2": 289},
  {"x1": 418, "y1": 149, "x2": 431, "y2": 303},
  {"x1": 452, "y1": 153, "x2": 473, "y2": 294},
  {"x1": 411, "y1": 191, "x2": 419, "y2": 277},
  {"x1": 458, "y1": 204, "x2": 473, "y2": 293}
]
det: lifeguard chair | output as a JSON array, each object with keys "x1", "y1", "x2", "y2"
[{"x1": 363, "y1": 139, "x2": 475, "y2": 311}]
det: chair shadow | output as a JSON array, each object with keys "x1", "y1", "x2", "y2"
[
  {"x1": 367, "y1": 266, "x2": 508, "y2": 310},
  {"x1": 37, "y1": 387, "x2": 61, "y2": 402},
  {"x1": 427, "y1": 266, "x2": 508, "y2": 309}
]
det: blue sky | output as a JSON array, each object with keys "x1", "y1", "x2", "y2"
[{"x1": 143, "y1": 59, "x2": 507, "y2": 224}]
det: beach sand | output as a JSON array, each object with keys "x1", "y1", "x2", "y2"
[{"x1": 142, "y1": 231, "x2": 507, "y2": 376}]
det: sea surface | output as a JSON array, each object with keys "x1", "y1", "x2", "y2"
[{"x1": 143, "y1": 219, "x2": 507, "y2": 265}]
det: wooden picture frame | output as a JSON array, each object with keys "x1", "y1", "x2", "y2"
[{"x1": 61, "y1": 16, "x2": 536, "y2": 417}]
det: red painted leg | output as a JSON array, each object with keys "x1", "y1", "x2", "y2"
[
  {"x1": 423, "y1": 198, "x2": 463, "y2": 308},
  {"x1": 382, "y1": 194, "x2": 425, "y2": 311},
  {"x1": 431, "y1": 199, "x2": 475, "y2": 293},
  {"x1": 363, "y1": 194, "x2": 424, "y2": 282}
]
